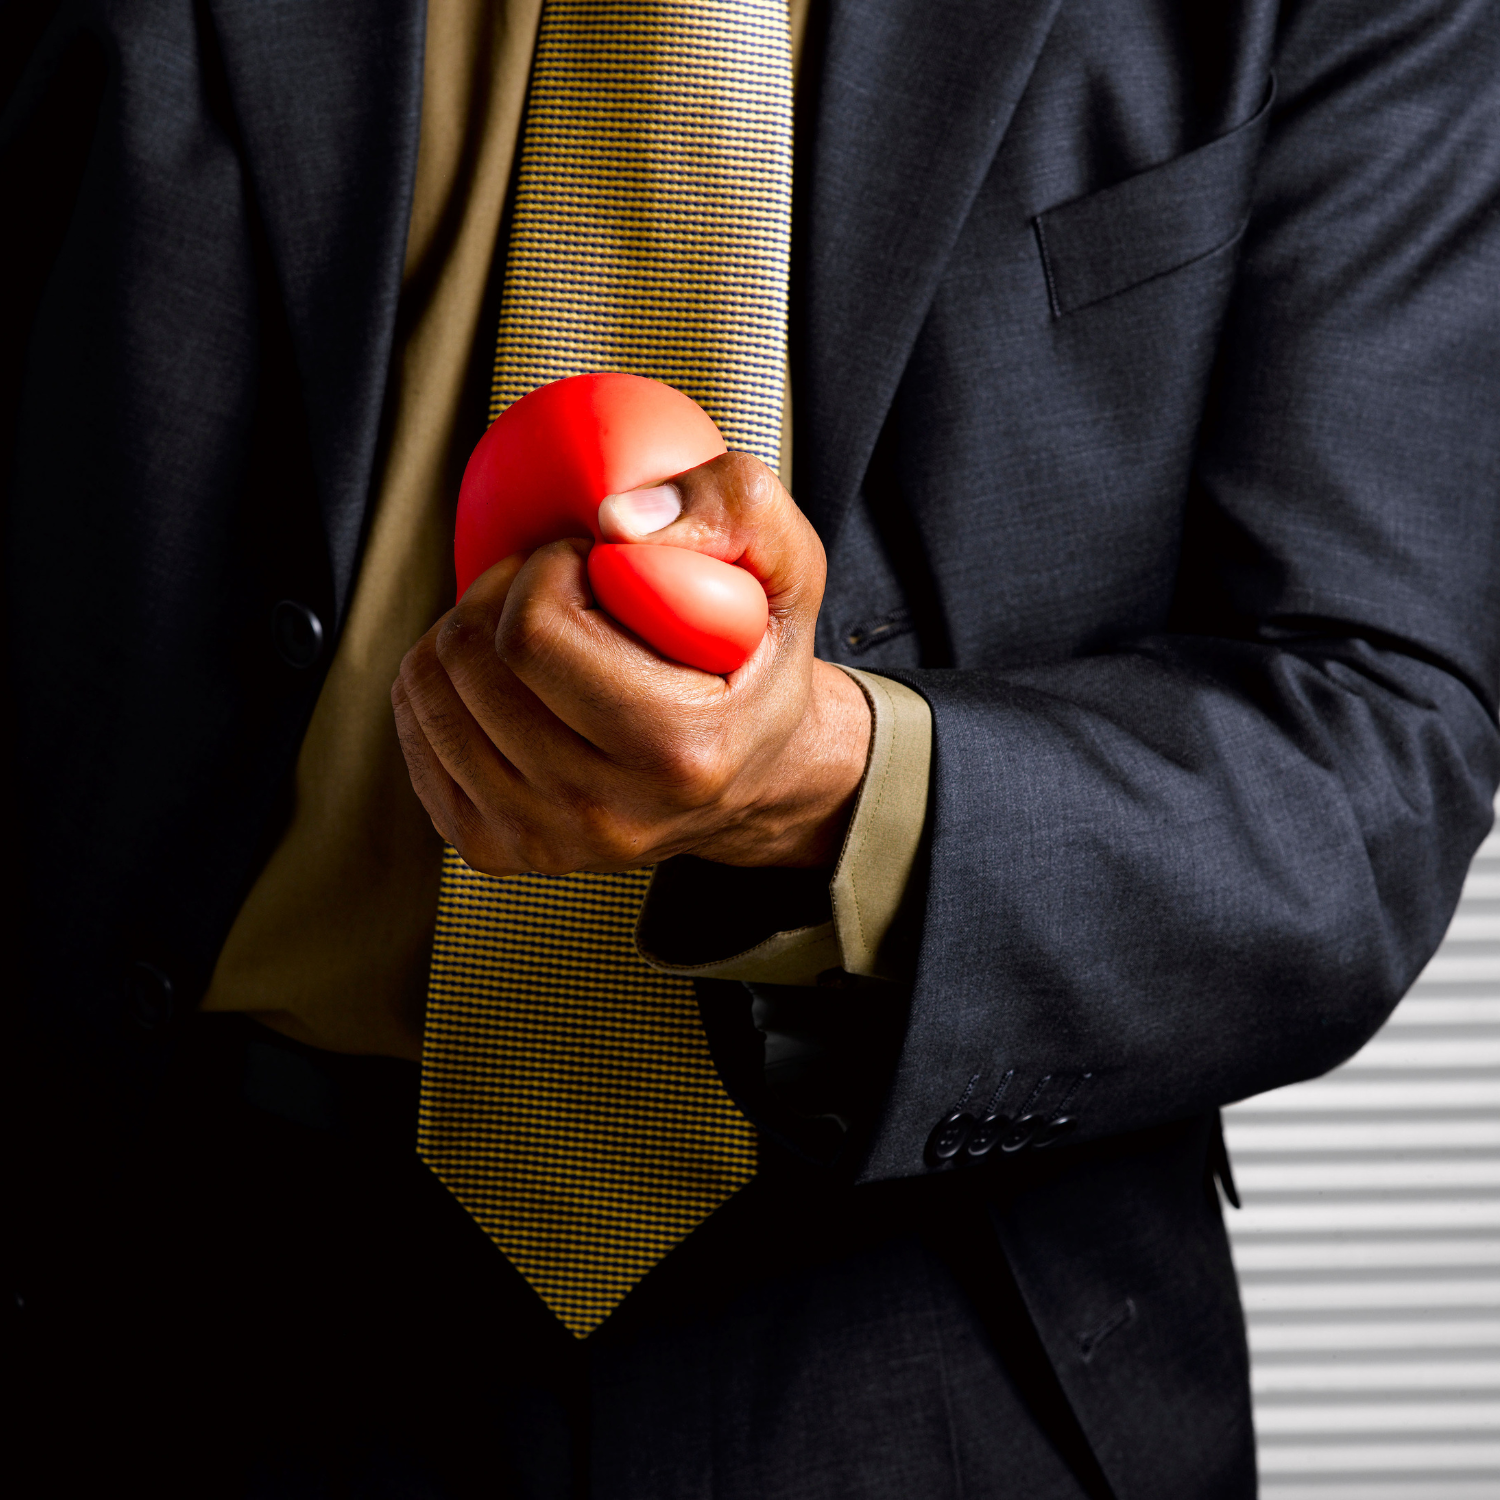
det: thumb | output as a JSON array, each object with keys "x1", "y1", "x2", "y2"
[
  {"x1": 596, "y1": 482, "x2": 683, "y2": 539},
  {"x1": 596, "y1": 450, "x2": 826, "y2": 624}
]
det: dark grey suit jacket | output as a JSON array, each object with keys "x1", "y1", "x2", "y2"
[{"x1": 6, "y1": 0, "x2": 1500, "y2": 1496}]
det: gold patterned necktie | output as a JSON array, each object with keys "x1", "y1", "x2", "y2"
[{"x1": 418, "y1": 0, "x2": 793, "y2": 1338}]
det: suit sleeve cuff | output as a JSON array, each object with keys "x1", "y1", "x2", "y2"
[
  {"x1": 829, "y1": 667, "x2": 932, "y2": 980},
  {"x1": 634, "y1": 666, "x2": 933, "y2": 985}
]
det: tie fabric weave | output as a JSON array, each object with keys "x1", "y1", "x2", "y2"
[{"x1": 418, "y1": 0, "x2": 793, "y2": 1338}]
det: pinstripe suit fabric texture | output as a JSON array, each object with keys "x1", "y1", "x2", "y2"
[{"x1": 418, "y1": 0, "x2": 794, "y2": 1338}]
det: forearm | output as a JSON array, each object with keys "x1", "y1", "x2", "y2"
[
  {"x1": 860, "y1": 633, "x2": 1498, "y2": 1178},
  {"x1": 638, "y1": 666, "x2": 931, "y2": 983}
]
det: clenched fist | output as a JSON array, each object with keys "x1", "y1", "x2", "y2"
[{"x1": 392, "y1": 451, "x2": 870, "y2": 875}]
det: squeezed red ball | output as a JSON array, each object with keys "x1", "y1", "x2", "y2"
[
  {"x1": 587, "y1": 543, "x2": 769, "y2": 676},
  {"x1": 454, "y1": 372, "x2": 769, "y2": 673}
]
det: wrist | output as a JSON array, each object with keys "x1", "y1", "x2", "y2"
[
  {"x1": 798, "y1": 657, "x2": 875, "y2": 861},
  {"x1": 714, "y1": 657, "x2": 870, "y2": 868}
]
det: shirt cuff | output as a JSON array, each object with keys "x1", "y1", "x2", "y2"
[{"x1": 635, "y1": 666, "x2": 933, "y2": 985}]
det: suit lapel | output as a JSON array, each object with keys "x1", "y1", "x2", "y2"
[
  {"x1": 798, "y1": 0, "x2": 1064, "y2": 543},
  {"x1": 207, "y1": 0, "x2": 427, "y2": 622},
  {"x1": 202, "y1": 0, "x2": 1060, "y2": 606}
]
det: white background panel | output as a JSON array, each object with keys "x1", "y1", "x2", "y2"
[{"x1": 1223, "y1": 816, "x2": 1500, "y2": 1495}]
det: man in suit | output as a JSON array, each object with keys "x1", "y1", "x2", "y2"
[{"x1": 7, "y1": 0, "x2": 1500, "y2": 1496}]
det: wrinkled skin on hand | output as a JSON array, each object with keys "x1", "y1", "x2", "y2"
[{"x1": 392, "y1": 451, "x2": 871, "y2": 876}]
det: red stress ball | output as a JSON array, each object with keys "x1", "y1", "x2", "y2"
[{"x1": 454, "y1": 373, "x2": 770, "y2": 674}]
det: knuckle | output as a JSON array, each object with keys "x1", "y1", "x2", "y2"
[
  {"x1": 657, "y1": 736, "x2": 727, "y2": 800},
  {"x1": 516, "y1": 832, "x2": 574, "y2": 878},
  {"x1": 445, "y1": 806, "x2": 491, "y2": 869},
  {"x1": 440, "y1": 727, "x2": 479, "y2": 780},
  {"x1": 518, "y1": 787, "x2": 648, "y2": 871},
  {"x1": 738, "y1": 451, "x2": 781, "y2": 508},
  {"x1": 578, "y1": 805, "x2": 647, "y2": 867},
  {"x1": 398, "y1": 636, "x2": 441, "y2": 694},
  {"x1": 718, "y1": 448, "x2": 762, "y2": 485},
  {"x1": 707, "y1": 450, "x2": 773, "y2": 514},
  {"x1": 435, "y1": 604, "x2": 494, "y2": 666},
  {"x1": 680, "y1": 450, "x2": 758, "y2": 513},
  {"x1": 494, "y1": 592, "x2": 557, "y2": 669},
  {"x1": 452, "y1": 807, "x2": 522, "y2": 878}
]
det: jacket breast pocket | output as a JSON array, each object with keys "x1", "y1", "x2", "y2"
[{"x1": 1033, "y1": 77, "x2": 1276, "y2": 318}]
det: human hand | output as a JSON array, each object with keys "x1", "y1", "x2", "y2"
[{"x1": 392, "y1": 451, "x2": 871, "y2": 874}]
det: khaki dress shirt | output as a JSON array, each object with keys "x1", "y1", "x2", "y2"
[{"x1": 201, "y1": 0, "x2": 932, "y2": 1060}]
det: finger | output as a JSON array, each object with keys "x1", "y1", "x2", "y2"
[
  {"x1": 395, "y1": 676, "x2": 569, "y2": 875},
  {"x1": 459, "y1": 549, "x2": 529, "y2": 605},
  {"x1": 435, "y1": 551, "x2": 627, "y2": 788},
  {"x1": 390, "y1": 673, "x2": 485, "y2": 852},
  {"x1": 493, "y1": 536, "x2": 728, "y2": 766},
  {"x1": 421, "y1": 545, "x2": 548, "y2": 783},
  {"x1": 602, "y1": 451, "x2": 825, "y2": 627},
  {"x1": 598, "y1": 483, "x2": 682, "y2": 540},
  {"x1": 402, "y1": 615, "x2": 670, "y2": 873},
  {"x1": 396, "y1": 617, "x2": 531, "y2": 813},
  {"x1": 398, "y1": 639, "x2": 589, "y2": 874}
]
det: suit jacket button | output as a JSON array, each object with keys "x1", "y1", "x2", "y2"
[
  {"x1": 126, "y1": 962, "x2": 174, "y2": 1030},
  {"x1": 1000, "y1": 1114, "x2": 1041, "y2": 1153},
  {"x1": 964, "y1": 1113, "x2": 1011, "y2": 1159},
  {"x1": 272, "y1": 600, "x2": 324, "y2": 669},
  {"x1": 1032, "y1": 1116, "x2": 1077, "y2": 1149},
  {"x1": 926, "y1": 1111, "x2": 975, "y2": 1164}
]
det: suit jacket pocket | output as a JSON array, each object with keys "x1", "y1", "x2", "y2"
[{"x1": 1034, "y1": 76, "x2": 1276, "y2": 317}]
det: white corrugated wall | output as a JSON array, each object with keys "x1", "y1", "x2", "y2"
[{"x1": 1223, "y1": 805, "x2": 1500, "y2": 1499}]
